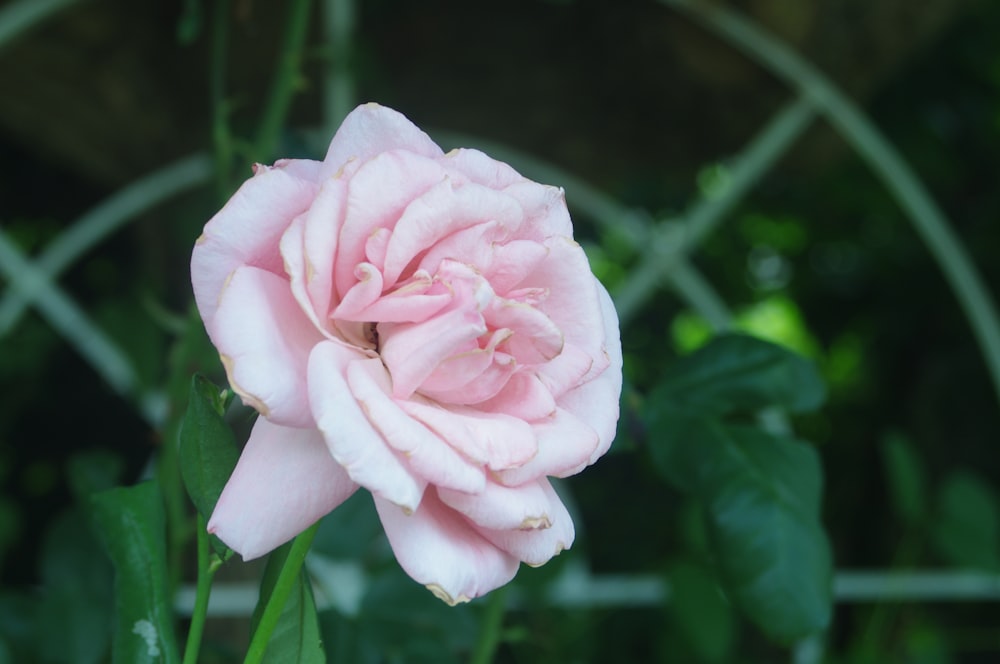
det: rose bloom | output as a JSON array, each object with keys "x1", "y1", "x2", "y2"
[{"x1": 191, "y1": 103, "x2": 622, "y2": 604}]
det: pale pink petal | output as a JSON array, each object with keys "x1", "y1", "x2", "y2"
[
  {"x1": 400, "y1": 400, "x2": 537, "y2": 471},
  {"x1": 378, "y1": 299, "x2": 487, "y2": 400},
  {"x1": 496, "y1": 408, "x2": 599, "y2": 486},
  {"x1": 365, "y1": 227, "x2": 391, "y2": 269},
  {"x1": 346, "y1": 358, "x2": 486, "y2": 494},
  {"x1": 536, "y1": 344, "x2": 595, "y2": 399},
  {"x1": 273, "y1": 157, "x2": 323, "y2": 181},
  {"x1": 418, "y1": 351, "x2": 517, "y2": 405},
  {"x1": 335, "y1": 151, "x2": 448, "y2": 297},
  {"x1": 476, "y1": 480, "x2": 575, "y2": 565},
  {"x1": 381, "y1": 180, "x2": 523, "y2": 286},
  {"x1": 416, "y1": 220, "x2": 507, "y2": 280},
  {"x1": 522, "y1": 236, "x2": 607, "y2": 368},
  {"x1": 331, "y1": 263, "x2": 384, "y2": 320},
  {"x1": 280, "y1": 215, "x2": 330, "y2": 335},
  {"x1": 301, "y1": 176, "x2": 349, "y2": 318},
  {"x1": 374, "y1": 491, "x2": 519, "y2": 605},
  {"x1": 192, "y1": 163, "x2": 318, "y2": 325},
  {"x1": 321, "y1": 103, "x2": 444, "y2": 180},
  {"x1": 343, "y1": 272, "x2": 451, "y2": 324},
  {"x1": 437, "y1": 479, "x2": 555, "y2": 530},
  {"x1": 504, "y1": 181, "x2": 573, "y2": 241},
  {"x1": 308, "y1": 341, "x2": 425, "y2": 511},
  {"x1": 420, "y1": 329, "x2": 511, "y2": 394},
  {"x1": 208, "y1": 418, "x2": 357, "y2": 560},
  {"x1": 485, "y1": 298, "x2": 563, "y2": 365},
  {"x1": 439, "y1": 148, "x2": 524, "y2": 190},
  {"x1": 476, "y1": 371, "x2": 556, "y2": 421},
  {"x1": 213, "y1": 266, "x2": 322, "y2": 428},
  {"x1": 484, "y1": 240, "x2": 550, "y2": 295},
  {"x1": 557, "y1": 282, "x2": 623, "y2": 467}
]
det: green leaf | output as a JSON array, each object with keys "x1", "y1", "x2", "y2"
[
  {"x1": 668, "y1": 562, "x2": 735, "y2": 662},
  {"x1": 91, "y1": 481, "x2": 180, "y2": 664},
  {"x1": 35, "y1": 508, "x2": 113, "y2": 664},
  {"x1": 251, "y1": 543, "x2": 326, "y2": 664},
  {"x1": 179, "y1": 375, "x2": 239, "y2": 522},
  {"x1": 648, "y1": 415, "x2": 832, "y2": 642},
  {"x1": 880, "y1": 433, "x2": 927, "y2": 527},
  {"x1": 930, "y1": 470, "x2": 1000, "y2": 570},
  {"x1": 652, "y1": 333, "x2": 825, "y2": 416}
]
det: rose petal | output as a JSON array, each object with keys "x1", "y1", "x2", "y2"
[
  {"x1": 476, "y1": 479, "x2": 575, "y2": 565},
  {"x1": 522, "y1": 236, "x2": 608, "y2": 369},
  {"x1": 208, "y1": 418, "x2": 357, "y2": 560},
  {"x1": 192, "y1": 162, "x2": 319, "y2": 325},
  {"x1": 381, "y1": 179, "x2": 523, "y2": 287},
  {"x1": 504, "y1": 181, "x2": 573, "y2": 241},
  {"x1": 484, "y1": 297, "x2": 563, "y2": 365},
  {"x1": 378, "y1": 289, "x2": 488, "y2": 399},
  {"x1": 346, "y1": 358, "x2": 486, "y2": 494},
  {"x1": 399, "y1": 400, "x2": 537, "y2": 471},
  {"x1": 321, "y1": 103, "x2": 444, "y2": 180},
  {"x1": 485, "y1": 240, "x2": 550, "y2": 295},
  {"x1": 440, "y1": 148, "x2": 524, "y2": 190},
  {"x1": 300, "y1": 176, "x2": 349, "y2": 319},
  {"x1": 556, "y1": 282, "x2": 623, "y2": 468},
  {"x1": 335, "y1": 151, "x2": 449, "y2": 298},
  {"x1": 496, "y1": 408, "x2": 599, "y2": 486},
  {"x1": 476, "y1": 371, "x2": 556, "y2": 421},
  {"x1": 374, "y1": 490, "x2": 519, "y2": 605},
  {"x1": 437, "y1": 478, "x2": 556, "y2": 530},
  {"x1": 308, "y1": 340, "x2": 425, "y2": 511},
  {"x1": 213, "y1": 266, "x2": 322, "y2": 427}
]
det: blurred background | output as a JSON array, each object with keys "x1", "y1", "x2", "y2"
[{"x1": 2, "y1": 0, "x2": 1000, "y2": 661}]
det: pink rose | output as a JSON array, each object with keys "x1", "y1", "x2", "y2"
[{"x1": 191, "y1": 103, "x2": 622, "y2": 604}]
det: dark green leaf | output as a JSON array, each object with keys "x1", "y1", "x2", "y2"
[
  {"x1": 36, "y1": 508, "x2": 113, "y2": 664},
  {"x1": 930, "y1": 470, "x2": 1000, "y2": 570},
  {"x1": 652, "y1": 333, "x2": 825, "y2": 416},
  {"x1": 668, "y1": 562, "x2": 735, "y2": 662},
  {"x1": 91, "y1": 481, "x2": 180, "y2": 664},
  {"x1": 648, "y1": 415, "x2": 832, "y2": 642},
  {"x1": 251, "y1": 543, "x2": 326, "y2": 664},
  {"x1": 179, "y1": 375, "x2": 239, "y2": 523},
  {"x1": 880, "y1": 433, "x2": 927, "y2": 527}
]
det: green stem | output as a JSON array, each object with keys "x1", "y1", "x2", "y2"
[
  {"x1": 469, "y1": 585, "x2": 508, "y2": 664},
  {"x1": 322, "y1": 0, "x2": 356, "y2": 132},
  {"x1": 253, "y1": 0, "x2": 314, "y2": 162},
  {"x1": 244, "y1": 522, "x2": 320, "y2": 664},
  {"x1": 664, "y1": 0, "x2": 1000, "y2": 409},
  {"x1": 182, "y1": 515, "x2": 218, "y2": 664}
]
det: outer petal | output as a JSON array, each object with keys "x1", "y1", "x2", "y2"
[
  {"x1": 308, "y1": 341, "x2": 426, "y2": 511},
  {"x1": 208, "y1": 418, "x2": 357, "y2": 560},
  {"x1": 496, "y1": 408, "x2": 599, "y2": 486},
  {"x1": 213, "y1": 266, "x2": 322, "y2": 427},
  {"x1": 556, "y1": 281, "x2": 623, "y2": 469},
  {"x1": 476, "y1": 479, "x2": 575, "y2": 566},
  {"x1": 374, "y1": 490, "x2": 519, "y2": 605},
  {"x1": 439, "y1": 148, "x2": 524, "y2": 190},
  {"x1": 437, "y1": 479, "x2": 556, "y2": 530},
  {"x1": 192, "y1": 162, "x2": 319, "y2": 325},
  {"x1": 321, "y1": 103, "x2": 444, "y2": 179}
]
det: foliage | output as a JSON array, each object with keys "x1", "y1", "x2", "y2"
[{"x1": 2, "y1": 0, "x2": 1000, "y2": 662}]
